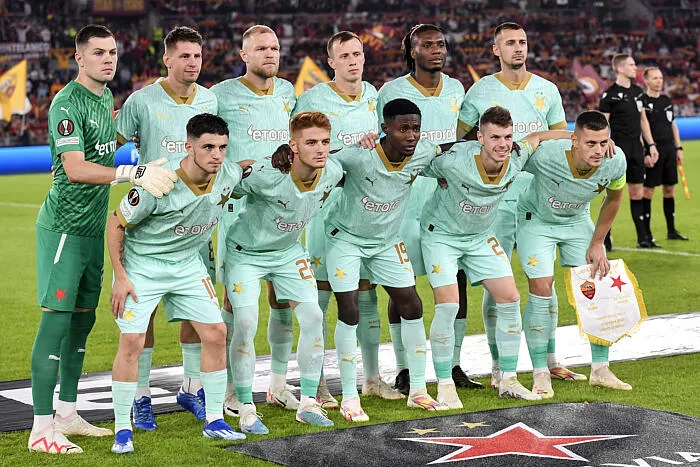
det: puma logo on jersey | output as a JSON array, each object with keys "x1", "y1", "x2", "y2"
[
  {"x1": 156, "y1": 113, "x2": 167, "y2": 120},
  {"x1": 274, "y1": 216, "x2": 310, "y2": 232},
  {"x1": 48, "y1": 355, "x2": 60, "y2": 361},
  {"x1": 548, "y1": 196, "x2": 585, "y2": 210},
  {"x1": 461, "y1": 183, "x2": 470, "y2": 192},
  {"x1": 89, "y1": 119, "x2": 99, "y2": 127},
  {"x1": 239, "y1": 106, "x2": 249, "y2": 112},
  {"x1": 365, "y1": 177, "x2": 376, "y2": 186},
  {"x1": 551, "y1": 178, "x2": 561, "y2": 187},
  {"x1": 277, "y1": 199, "x2": 288, "y2": 208},
  {"x1": 59, "y1": 106, "x2": 70, "y2": 115},
  {"x1": 361, "y1": 196, "x2": 400, "y2": 213}
]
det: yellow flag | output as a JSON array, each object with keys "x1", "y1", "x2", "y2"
[
  {"x1": 0, "y1": 60, "x2": 27, "y2": 121},
  {"x1": 467, "y1": 64, "x2": 480, "y2": 83},
  {"x1": 294, "y1": 56, "x2": 329, "y2": 97}
]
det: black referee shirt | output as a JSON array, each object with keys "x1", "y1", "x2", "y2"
[
  {"x1": 643, "y1": 94, "x2": 675, "y2": 143},
  {"x1": 599, "y1": 83, "x2": 644, "y2": 139}
]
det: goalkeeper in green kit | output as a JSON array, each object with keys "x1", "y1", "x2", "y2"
[{"x1": 29, "y1": 25, "x2": 177, "y2": 454}]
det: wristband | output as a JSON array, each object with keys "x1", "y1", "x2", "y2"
[
  {"x1": 676, "y1": 146, "x2": 683, "y2": 151},
  {"x1": 648, "y1": 143, "x2": 656, "y2": 147}
]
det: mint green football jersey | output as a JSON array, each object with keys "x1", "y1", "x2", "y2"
[
  {"x1": 519, "y1": 140, "x2": 627, "y2": 224},
  {"x1": 420, "y1": 140, "x2": 535, "y2": 235},
  {"x1": 326, "y1": 139, "x2": 438, "y2": 247},
  {"x1": 459, "y1": 72, "x2": 566, "y2": 200},
  {"x1": 38, "y1": 81, "x2": 117, "y2": 237},
  {"x1": 210, "y1": 77, "x2": 296, "y2": 162},
  {"x1": 377, "y1": 73, "x2": 464, "y2": 144},
  {"x1": 226, "y1": 160, "x2": 344, "y2": 252},
  {"x1": 117, "y1": 159, "x2": 243, "y2": 263},
  {"x1": 115, "y1": 80, "x2": 217, "y2": 163},
  {"x1": 293, "y1": 81, "x2": 379, "y2": 151}
]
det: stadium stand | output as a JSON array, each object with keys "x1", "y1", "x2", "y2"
[{"x1": 1, "y1": 0, "x2": 698, "y2": 146}]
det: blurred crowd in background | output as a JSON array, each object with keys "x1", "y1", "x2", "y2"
[{"x1": 1, "y1": 0, "x2": 698, "y2": 145}]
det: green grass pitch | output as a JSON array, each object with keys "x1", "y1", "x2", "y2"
[{"x1": 0, "y1": 141, "x2": 698, "y2": 464}]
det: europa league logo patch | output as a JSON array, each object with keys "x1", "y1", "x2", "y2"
[{"x1": 580, "y1": 280, "x2": 596, "y2": 300}]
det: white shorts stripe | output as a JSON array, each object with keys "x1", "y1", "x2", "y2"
[{"x1": 54, "y1": 233, "x2": 67, "y2": 265}]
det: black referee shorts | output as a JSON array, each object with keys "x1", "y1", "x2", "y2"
[
  {"x1": 644, "y1": 141, "x2": 678, "y2": 187},
  {"x1": 614, "y1": 137, "x2": 645, "y2": 184}
]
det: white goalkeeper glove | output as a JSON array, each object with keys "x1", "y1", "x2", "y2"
[{"x1": 113, "y1": 157, "x2": 178, "y2": 198}]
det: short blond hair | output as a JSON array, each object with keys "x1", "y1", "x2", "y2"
[
  {"x1": 612, "y1": 53, "x2": 631, "y2": 73},
  {"x1": 242, "y1": 25, "x2": 276, "y2": 43}
]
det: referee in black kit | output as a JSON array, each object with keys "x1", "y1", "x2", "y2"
[
  {"x1": 599, "y1": 54, "x2": 660, "y2": 249},
  {"x1": 641, "y1": 66, "x2": 688, "y2": 241}
]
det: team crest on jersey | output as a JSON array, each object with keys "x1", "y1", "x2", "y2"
[
  {"x1": 666, "y1": 110, "x2": 673, "y2": 122},
  {"x1": 57, "y1": 119, "x2": 74, "y2": 136},
  {"x1": 127, "y1": 188, "x2": 140, "y2": 206},
  {"x1": 580, "y1": 280, "x2": 596, "y2": 300}
]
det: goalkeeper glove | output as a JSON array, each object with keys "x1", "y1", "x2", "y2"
[{"x1": 113, "y1": 157, "x2": 178, "y2": 198}]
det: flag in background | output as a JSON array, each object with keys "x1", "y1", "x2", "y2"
[
  {"x1": 294, "y1": 56, "x2": 330, "y2": 97},
  {"x1": 572, "y1": 58, "x2": 607, "y2": 101},
  {"x1": 467, "y1": 64, "x2": 480, "y2": 83},
  {"x1": 0, "y1": 60, "x2": 27, "y2": 121}
]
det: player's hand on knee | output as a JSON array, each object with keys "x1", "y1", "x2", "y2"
[
  {"x1": 586, "y1": 243, "x2": 609, "y2": 280},
  {"x1": 356, "y1": 132, "x2": 380, "y2": 149},
  {"x1": 128, "y1": 157, "x2": 178, "y2": 198},
  {"x1": 111, "y1": 277, "x2": 138, "y2": 319},
  {"x1": 271, "y1": 143, "x2": 293, "y2": 173}
]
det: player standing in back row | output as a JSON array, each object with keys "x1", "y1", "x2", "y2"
[
  {"x1": 377, "y1": 24, "x2": 482, "y2": 394},
  {"x1": 115, "y1": 25, "x2": 218, "y2": 429},
  {"x1": 210, "y1": 25, "x2": 299, "y2": 416},
  {"x1": 29, "y1": 25, "x2": 177, "y2": 454},
  {"x1": 458, "y1": 22, "x2": 583, "y2": 389},
  {"x1": 292, "y1": 32, "x2": 403, "y2": 406}
]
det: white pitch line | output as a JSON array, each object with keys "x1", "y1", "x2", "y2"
[
  {"x1": 614, "y1": 246, "x2": 700, "y2": 258},
  {"x1": 0, "y1": 201, "x2": 41, "y2": 209}
]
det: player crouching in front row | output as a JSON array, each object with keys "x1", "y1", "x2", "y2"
[{"x1": 106, "y1": 114, "x2": 251, "y2": 453}]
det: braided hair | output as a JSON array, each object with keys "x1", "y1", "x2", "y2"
[{"x1": 401, "y1": 23, "x2": 445, "y2": 72}]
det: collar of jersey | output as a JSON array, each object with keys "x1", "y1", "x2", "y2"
[
  {"x1": 71, "y1": 81, "x2": 103, "y2": 101},
  {"x1": 328, "y1": 81, "x2": 362, "y2": 102},
  {"x1": 176, "y1": 167, "x2": 217, "y2": 196},
  {"x1": 238, "y1": 77, "x2": 275, "y2": 96},
  {"x1": 494, "y1": 71, "x2": 532, "y2": 91},
  {"x1": 376, "y1": 143, "x2": 411, "y2": 172},
  {"x1": 159, "y1": 79, "x2": 197, "y2": 105},
  {"x1": 474, "y1": 153, "x2": 510, "y2": 184},
  {"x1": 290, "y1": 166, "x2": 323, "y2": 192},
  {"x1": 566, "y1": 150, "x2": 599, "y2": 179},
  {"x1": 406, "y1": 74, "x2": 443, "y2": 97}
]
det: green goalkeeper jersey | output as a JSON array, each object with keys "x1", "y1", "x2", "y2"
[
  {"x1": 519, "y1": 140, "x2": 627, "y2": 224},
  {"x1": 37, "y1": 81, "x2": 117, "y2": 237},
  {"x1": 293, "y1": 81, "x2": 379, "y2": 151},
  {"x1": 226, "y1": 160, "x2": 344, "y2": 252},
  {"x1": 420, "y1": 140, "x2": 535, "y2": 235},
  {"x1": 115, "y1": 80, "x2": 217, "y2": 163}
]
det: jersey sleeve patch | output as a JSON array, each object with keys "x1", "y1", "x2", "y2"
[{"x1": 57, "y1": 119, "x2": 74, "y2": 136}]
